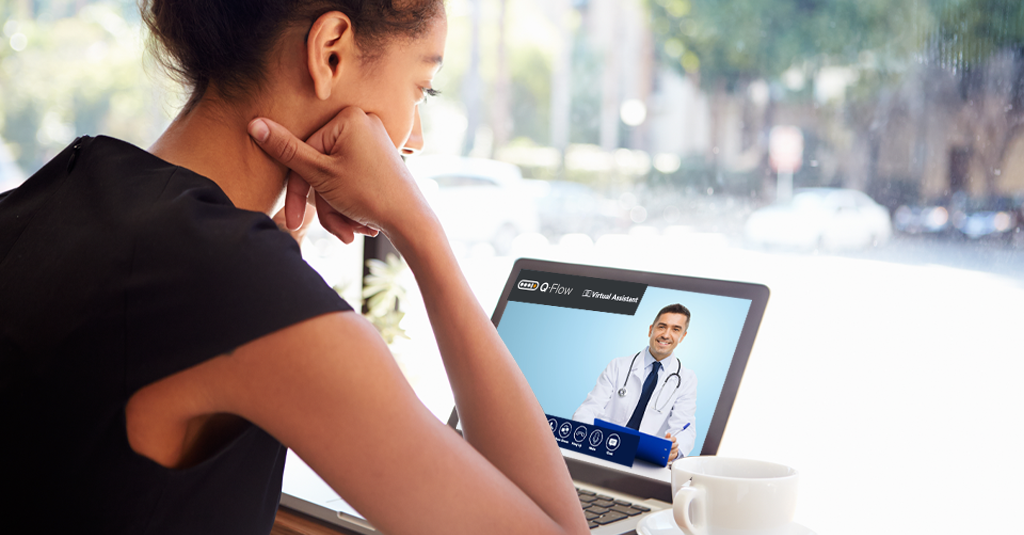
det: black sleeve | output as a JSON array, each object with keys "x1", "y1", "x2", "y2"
[{"x1": 123, "y1": 170, "x2": 351, "y2": 392}]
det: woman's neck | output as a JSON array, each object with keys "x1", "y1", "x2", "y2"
[{"x1": 148, "y1": 95, "x2": 289, "y2": 214}]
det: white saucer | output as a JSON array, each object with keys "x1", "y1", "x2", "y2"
[{"x1": 637, "y1": 509, "x2": 817, "y2": 535}]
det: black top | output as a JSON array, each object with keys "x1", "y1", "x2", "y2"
[{"x1": 0, "y1": 136, "x2": 351, "y2": 534}]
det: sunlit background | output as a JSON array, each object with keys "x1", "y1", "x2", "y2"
[{"x1": 4, "y1": 0, "x2": 1024, "y2": 534}]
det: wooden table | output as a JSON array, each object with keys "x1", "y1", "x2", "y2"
[{"x1": 272, "y1": 506, "x2": 361, "y2": 535}]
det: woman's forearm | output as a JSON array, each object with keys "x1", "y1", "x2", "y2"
[
  {"x1": 388, "y1": 215, "x2": 586, "y2": 531},
  {"x1": 247, "y1": 113, "x2": 587, "y2": 533}
]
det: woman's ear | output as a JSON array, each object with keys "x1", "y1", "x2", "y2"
[{"x1": 306, "y1": 11, "x2": 355, "y2": 101}]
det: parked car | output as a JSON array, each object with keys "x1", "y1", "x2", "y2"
[
  {"x1": 405, "y1": 155, "x2": 539, "y2": 253},
  {"x1": 523, "y1": 179, "x2": 628, "y2": 238},
  {"x1": 744, "y1": 188, "x2": 892, "y2": 250},
  {"x1": 950, "y1": 196, "x2": 1020, "y2": 240},
  {"x1": 893, "y1": 203, "x2": 951, "y2": 235}
]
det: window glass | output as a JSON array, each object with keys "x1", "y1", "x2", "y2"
[
  {"x1": 433, "y1": 174, "x2": 499, "y2": 187},
  {"x1": 4, "y1": 1, "x2": 1022, "y2": 532},
  {"x1": 412, "y1": 1, "x2": 1024, "y2": 533}
]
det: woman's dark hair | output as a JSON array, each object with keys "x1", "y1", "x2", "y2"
[{"x1": 141, "y1": 0, "x2": 444, "y2": 109}]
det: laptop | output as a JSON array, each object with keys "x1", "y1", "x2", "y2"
[{"x1": 280, "y1": 258, "x2": 770, "y2": 534}]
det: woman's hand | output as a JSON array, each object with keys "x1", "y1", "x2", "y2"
[
  {"x1": 248, "y1": 108, "x2": 432, "y2": 243},
  {"x1": 271, "y1": 197, "x2": 317, "y2": 244},
  {"x1": 272, "y1": 181, "x2": 372, "y2": 246},
  {"x1": 247, "y1": 108, "x2": 587, "y2": 535},
  {"x1": 276, "y1": 115, "x2": 381, "y2": 245}
]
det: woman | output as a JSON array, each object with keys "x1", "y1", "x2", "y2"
[{"x1": 0, "y1": 1, "x2": 588, "y2": 534}]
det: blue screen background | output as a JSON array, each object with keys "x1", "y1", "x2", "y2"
[{"x1": 497, "y1": 286, "x2": 752, "y2": 457}]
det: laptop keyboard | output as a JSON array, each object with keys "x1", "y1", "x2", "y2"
[{"x1": 576, "y1": 487, "x2": 650, "y2": 530}]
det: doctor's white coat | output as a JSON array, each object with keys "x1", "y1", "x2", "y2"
[{"x1": 572, "y1": 347, "x2": 697, "y2": 457}]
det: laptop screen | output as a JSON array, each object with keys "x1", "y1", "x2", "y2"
[
  {"x1": 475, "y1": 259, "x2": 769, "y2": 486},
  {"x1": 281, "y1": 258, "x2": 769, "y2": 525}
]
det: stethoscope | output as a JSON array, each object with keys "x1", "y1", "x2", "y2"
[{"x1": 617, "y1": 351, "x2": 683, "y2": 413}]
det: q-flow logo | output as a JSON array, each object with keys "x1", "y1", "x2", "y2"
[{"x1": 518, "y1": 279, "x2": 540, "y2": 291}]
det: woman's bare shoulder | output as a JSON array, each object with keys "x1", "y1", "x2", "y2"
[{"x1": 125, "y1": 310, "x2": 388, "y2": 469}]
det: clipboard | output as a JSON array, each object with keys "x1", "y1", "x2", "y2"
[{"x1": 594, "y1": 418, "x2": 673, "y2": 466}]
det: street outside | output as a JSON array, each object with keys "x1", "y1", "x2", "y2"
[{"x1": 375, "y1": 228, "x2": 1024, "y2": 535}]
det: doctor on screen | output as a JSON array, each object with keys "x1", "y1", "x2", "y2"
[{"x1": 573, "y1": 304, "x2": 697, "y2": 461}]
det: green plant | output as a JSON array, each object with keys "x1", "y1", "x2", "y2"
[{"x1": 359, "y1": 253, "x2": 409, "y2": 345}]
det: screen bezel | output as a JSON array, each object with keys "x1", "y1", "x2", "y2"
[{"x1": 446, "y1": 258, "x2": 770, "y2": 501}]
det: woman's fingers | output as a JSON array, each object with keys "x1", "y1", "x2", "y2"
[
  {"x1": 248, "y1": 118, "x2": 331, "y2": 190},
  {"x1": 284, "y1": 174, "x2": 312, "y2": 231},
  {"x1": 315, "y1": 193, "x2": 379, "y2": 244},
  {"x1": 250, "y1": 109, "x2": 422, "y2": 237},
  {"x1": 272, "y1": 201, "x2": 317, "y2": 244}
]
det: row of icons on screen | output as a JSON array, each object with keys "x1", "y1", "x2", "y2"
[{"x1": 548, "y1": 418, "x2": 621, "y2": 451}]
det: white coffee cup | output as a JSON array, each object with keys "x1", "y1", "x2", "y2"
[{"x1": 671, "y1": 457, "x2": 798, "y2": 535}]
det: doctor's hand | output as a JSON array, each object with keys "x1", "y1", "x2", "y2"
[{"x1": 667, "y1": 433, "x2": 679, "y2": 461}]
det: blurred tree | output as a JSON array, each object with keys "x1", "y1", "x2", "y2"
[
  {"x1": 644, "y1": 0, "x2": 1024, "y2": 199},
  {"x1": 927, "y1": 0, "x2": 1024, "y2": 196},
  {"x1": 461, "y1": 0, "x2": 482, "y2": 156},
  {"x1": 568, "y1": 32, "x2": 604, "y2": 146},
  {"x1": 491, "y1": 0, "x2": 511, "y2": 157},
  {"x1": 509, "y1": 46, "x2": 553, "y2": 145},
  {"x1": 1, "y1": 1, "x2": 170, "y2": 174},
  {"x1": 647, "y1": 0, "x2": 918, "y2": 90},
  {"x1": 644, "y1": 0, "x2": 922, "y2": 196}
]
